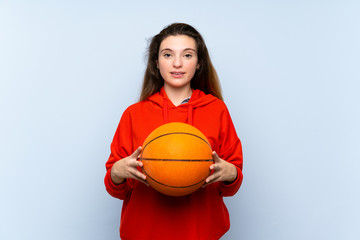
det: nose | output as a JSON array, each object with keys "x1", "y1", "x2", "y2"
[{"x1": 173, "y1": 55, "x2": 182, "y2": 68}]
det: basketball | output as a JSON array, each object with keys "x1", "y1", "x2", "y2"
[{"x1": 140, "y1": 122, "x2": 213, "y2": 196}]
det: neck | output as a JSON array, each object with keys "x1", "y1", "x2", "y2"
[{"x1": 164, "y1": 84, "x2": 192, "y2": 106}]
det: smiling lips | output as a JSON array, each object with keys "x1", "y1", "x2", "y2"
[{"x1": 170, "y1": 71, "x2": 185, "y2": 78}]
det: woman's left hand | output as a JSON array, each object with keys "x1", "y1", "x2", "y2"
[{"x1": 202, "y1": 151, "x2": 237, "y2": 188}]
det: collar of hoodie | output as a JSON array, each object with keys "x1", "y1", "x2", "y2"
[
  {"x1": 162, "y1": 98, "x2": 194, "y2": 125},
  {"x1": 147, "y1": 86, "x2": 218, "y2": 126}
]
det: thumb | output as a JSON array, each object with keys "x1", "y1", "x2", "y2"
[
  {"x1": 131, "y1": 146, "x2": 142, "y2": 159},
  {"x1": 212, "y1": 151, "x2": 221, "y2": 163}
]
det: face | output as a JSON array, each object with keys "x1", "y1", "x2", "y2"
[{"x1": 157, "y1": 35, "x2": 199, "y2": 91}]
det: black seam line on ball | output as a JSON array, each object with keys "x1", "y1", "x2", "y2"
[
  {"x1": 142, "y1": 167, "x2": 211, "y2": 188},
  {"x1": 140, "y1": 158, "x2": 213, "y2": 162},
  {"x1": 142, "y1": 132, "x2": 212, "y2": 153}
]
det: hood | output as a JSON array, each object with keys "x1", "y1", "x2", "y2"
[{"x1": 147, "y1": 87, "x2": 218, "y2": 125}]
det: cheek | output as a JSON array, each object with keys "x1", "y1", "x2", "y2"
[
  {"x1": 185, "y1": 61, "x2": 198, "y2": 74},
  {"x1": 158, "y1": 60, "x2": 169, "y2": 79},
  {"x1": 158, "y1": 59, "x2": 169, "y2": 70}
]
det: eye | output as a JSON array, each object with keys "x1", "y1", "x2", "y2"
[
  {"x1": 184, "y1": 53, "x2": 192, "y2": 58},
  {"x1": 163, "y1": 53, "x2": 171, "y2": 58}
]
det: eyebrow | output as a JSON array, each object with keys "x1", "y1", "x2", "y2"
[{"x1": 160, "y1": 48, "x2": 197, "y2": 53}]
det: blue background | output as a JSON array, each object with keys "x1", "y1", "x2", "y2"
[{"x1": 1, "y1": 0, "x2": 359, "y2": 239}]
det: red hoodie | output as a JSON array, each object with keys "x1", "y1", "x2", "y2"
[{"x1": 105, "y1": 87, "x2": 243, "y2": 240}]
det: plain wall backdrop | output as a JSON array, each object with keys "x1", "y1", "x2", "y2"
[{"x1": 1, "y1": 0, "x2": 359, "y2": 239}]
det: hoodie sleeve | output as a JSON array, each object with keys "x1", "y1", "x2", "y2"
[
  {"x1": 217, "y1": 105, "x2": 243, "y2": 197},
  {"x1": 104, "y1": 108, "x2": 135, "y2": 200}
]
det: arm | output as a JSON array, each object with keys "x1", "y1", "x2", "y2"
[
  {"x1": 203, "y1": 105, "x2": 243, "y2": 197},
  {"x1": 203, "y1": 139, "x2": 243, "y2": 197},
  {"x1": 104, "y1": 108, "x2": 147, "y2": 200},
  {"x1": 110, "y1": 146, "x2": 148, "y2": 185},
  {"x1": 217, "y1": 138, "x2": 243, "y2": 197}
]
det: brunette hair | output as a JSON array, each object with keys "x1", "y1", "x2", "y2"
[{"x1": 139, "y1": 23, "x2": 223, "y2": 101}]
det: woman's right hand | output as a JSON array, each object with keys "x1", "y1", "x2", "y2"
[{"x1": 110, "y1": 147, "x2": 149, "y2": 186}]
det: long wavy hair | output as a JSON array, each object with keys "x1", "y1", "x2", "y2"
[{"x1": 139, "y1": 23, "x2": 223, "y2": 101}]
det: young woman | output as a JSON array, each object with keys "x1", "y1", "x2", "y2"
[{"x1": 105, "y1": 23, "x2": 243, "y2": 240}]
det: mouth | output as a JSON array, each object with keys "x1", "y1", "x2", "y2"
[{"x1": 170, "y1": 71, "x2": 185, "y2": 77}]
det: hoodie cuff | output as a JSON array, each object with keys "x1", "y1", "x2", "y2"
[
  {"x1": 105, "y1": 169, "x2": 128, "y2": 192},
  {"x1": 220, "y1": 166, "x2": 243, "y2": 196}
]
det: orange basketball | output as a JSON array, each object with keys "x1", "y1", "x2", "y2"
[{"x1": 140, "y1": 122, "x2": 213, "y2": 196}]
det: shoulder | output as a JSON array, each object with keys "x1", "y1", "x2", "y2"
[
  {"x1": 206, "y1": 98, "x2": 236, "y2": 125},
  {"x1": 213, "y1": 98, "x2": 229, "y2": 109},
  {"x1": 123, "y1": 100, "x2": 150, "y2": 114},
  {"x1": 117, "y1": 101, "x2": 144, "y2": 123},
  {"x1": 204, "y1": 95, "x2": 230, "y2": 113}
]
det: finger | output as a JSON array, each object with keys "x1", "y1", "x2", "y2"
[
  {"x1": 129, "y1": 159, "x2": 143, "y2": 168},
  {"x1": 203, "y1": 172, "x2": 221, "y2": 187},
  {"x1": 131, "y1": 176, "x2": 149, "y2": 186},
  {"x1": 207, "y1": 172, "x2": 221, "y2": 183},
  {"x1": 129, "y1": 168, "x2": 147, "y2": 181},
  {"x1": 209, "y1": 163, "x2": 220, "y2": 171},
  {"x1": 202, "y1": 175, "x2": 220, "y2": 188},
  {"x1": 129, "y1": 171, "x2": 149, "y2": 186}
]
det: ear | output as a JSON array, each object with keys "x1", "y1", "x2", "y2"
[
  {"x1": 196, "y1": 63, "x2": 200, "y2": 70},
  {"x1": 156, "y1": 59, "x2": 159, "y2": 69}
]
